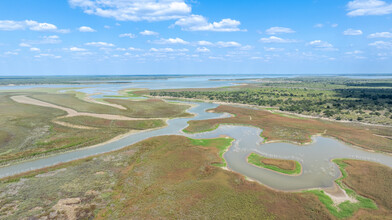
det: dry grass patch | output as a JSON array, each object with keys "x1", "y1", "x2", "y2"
[{"x1": 340, "y1": 160, "x2": 392, "y2": 219}]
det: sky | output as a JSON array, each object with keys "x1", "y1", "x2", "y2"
[{"x1": 0, "y1": 0, "x2": 392, "y2": 75}]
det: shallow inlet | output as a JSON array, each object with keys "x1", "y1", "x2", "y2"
[{"x1": 0, "y1": 100, "x2": 391, "y2": 192}]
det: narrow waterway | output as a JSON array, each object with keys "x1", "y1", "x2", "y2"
[{"x1": 1, "y1": 101, "x2": 391, "y2": 192}]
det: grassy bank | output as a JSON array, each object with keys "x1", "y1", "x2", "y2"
[
  {"x1": 247, "y1": 153, "x2": 301, "y2": 175},
  {"x1": 189, "y1": 137, "x2": 233, "y2": 167},
  {"x1": 307, "y1": 159, "x2": 392, "y2": 218}
]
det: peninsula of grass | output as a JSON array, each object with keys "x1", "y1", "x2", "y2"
[
  {"x1": 247, "y1": 153, "x2": 301, "y2": 175},
  {"x1": 307, "y1": 159, "x2": 384, "y2": 219},
  {"x1": 189, "y1": 137, "x2": 234, "y2": 167}
]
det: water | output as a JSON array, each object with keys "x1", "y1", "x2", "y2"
[{"x1": 0, "y1": 101, "x2": 391, "y2": 192}]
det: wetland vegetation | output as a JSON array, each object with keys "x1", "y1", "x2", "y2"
[{"x1": 247, "y1": 153, "x2": 301, "y2": 175}]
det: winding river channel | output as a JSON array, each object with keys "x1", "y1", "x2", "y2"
[{"x1": 1, "y1": 100, "x2": 392, "y2": 192}]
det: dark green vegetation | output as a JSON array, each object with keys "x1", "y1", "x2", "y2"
[
  {"x1": 183, "y1": 105, "x2": 392, "y2": 153},
  {"x1": 0, "y1": 92, "x2": 190, "y2": 164},
  {"x1": 247, "y1": 153, "x2": 301, "y2": 175},
  {"x1": 150, "y1": 77, "x2": 392, "y2": 125}
]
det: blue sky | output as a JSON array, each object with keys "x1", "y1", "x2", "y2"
[{"x1": 0, "y1": 0, "x2": 392, "y2": 75}]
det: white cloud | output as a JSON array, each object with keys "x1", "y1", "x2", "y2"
[
  {"x1": 314, "y1": 23, "x2": 324, "y2": 28},
  {"x1": 19, "y1": 43, "x2": 31, "y2": 47},
  {"x1": 347, "y1": 0, "x2": 392, "y2": 16},
  {"x1": 4, "y1": 51, "x2": 18, "y2": 56},
  {"x1": 197, "y1": 41, "x2": 213, "y2": 46},
  {"x1": 265, "y1": 27, "x2": 295, "y2": 35},
  {"x1": 128, "y1": 47, "x2": 141, "y2": 51},
  {"x1": 196, "y1": 47, "x2": 210, "y2": 52},
  {"x1": 264, "y1": 47, "x2": 284, "y2": 52},
  {"x1": 149, "y1": 47, "x2": 188, "y2": 52},
  {"x1": 369, "y1": 40, "x2": 392, "y2": 48},
  {"x1": 30, "y1": 47, "x2": 40, "y2": 52},
  {"x1": 85, "y1": 42, "x2": 115, "y2": 47},
  {"x1": 0, "y1": 20, "x2": 66, "y2": 32},
  {"x1": 345, "y1": 50, "x2": 364, "y2": 54},
  {"x1": 78, "y1": 26, "x2": 96, "y2": 32},
  {"x1": 69, "y1": 47, "x2": 87, "y2": 52},
  {"x1": 368, "y1": 32, "x2": 392, "y2": 38},
  {"x1": 216, "y1": 41, "x2": 241, "y2": 47},
  {"x1": 68, "y1": 0, "x2": 191, "y2": 21},
  {"x1": 153, "y1": 37, "x2": 189, "y2": 45},
  {"x1": 119, "y1": 33, "x2": 136, "y2": 38},
  {"x1": 343, "y1": 28, "x2": 363, "y2": 35},
  {"x1": 259, "y1": 36, "x2": 297, "y2": 43},
  {"x1": 40, "y1": 35, "x2": 61, "y2": 44},
  {"x1": 174, "y1": 15, "x2": 244, "y2": 32},
  {"x1": 308, "y1": 40, "x2": 338, "y2": 51},
  {"x1": 140, "y1": 30, "x2": 159, "y2": 36},
  {"x1": 34, "y1": 53, "x2": 61, "y2": 59},
  {"x1": 331, "y1": 24, "x2": 339, "y2": 28}
]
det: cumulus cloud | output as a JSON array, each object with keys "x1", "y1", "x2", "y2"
[
  {"x1": 0, "y1": 20, "x2": 66, "y2": 32},
  {"x1": 19, "y1": 43, "x2": 31, "y2": 47},
  {"x1": 119, "y1": 33, "x2": 136, "y2": 38},
  {"x1": 308, "y1": 40, "x2": 338, "y2": 51},
  {"x1": 30, "y1": 47, "x2": 40, "y2": 52},
  {"x1": 85, "y1": 42, "x2": 115, "y2": 47},
  {"x1": 78, "y1": 26, "x2": 96, "y2": 32},
  {"x1": 174, "y1": 15, "x2": 244, "y2": 32},
  {"x1": 369, "y1": 40, "x2": 392, "y2": 48},
  {"x1": 368, "y1": 32, "x2": 392, "y2": 38},
  {"x1": 69, "y1": 47, "x2": 87, "y2": 51},
  {"x1": 149, "y1": 47, "x2": 188, "y2": 52},
  {"x1": 152, "y1": 37, "x2": 189, "y2": 44},
  {"x1": 347, "y1": 0, "x2": 392, "y2": 16},
  {"x1": 68, "y1": 0, "x2": 191, "y2": 21},
  {"x1": 265, "y1": 27, "x2": 295, "y2": 35},
  {"x1": 259, "y1": 36, "x2": 297, "y2": 43},
  {"x1": 216, "y1": 41, "x2": 242, "y2": 47},
  {"x1": 140, "y1": 30, "x2": 159, "y2": 36},
  {"x1": 196, "y1": 47, "x2": 210, "y2": 52},
  {"x1": 197, "y1": 40, "x2": 213, "y2": 46},
  {"x1": 343, "y1": 28, "x2": 363, "y2": 35}
]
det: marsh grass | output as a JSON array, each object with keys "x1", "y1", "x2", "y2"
[{"x1": 247, "y1": 153, "x2": 301, "y2": 175}]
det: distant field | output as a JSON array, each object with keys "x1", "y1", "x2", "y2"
[
  {"x1": 0, "y1": 91, "x2": 190, "y2": 164},
  {"x1": 31, "y1": 93, "x2": 192, "y2": 118},
  {"x1": 184, "y1": 105, "x2": 392, "y2": 153},
  {"x1": 150, "y1": 77, "x2": 392, "y2": 125}
]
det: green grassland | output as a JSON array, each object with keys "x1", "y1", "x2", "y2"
[{"x1": 247, "y1": 153, "x2": 302, "y2": 175}]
